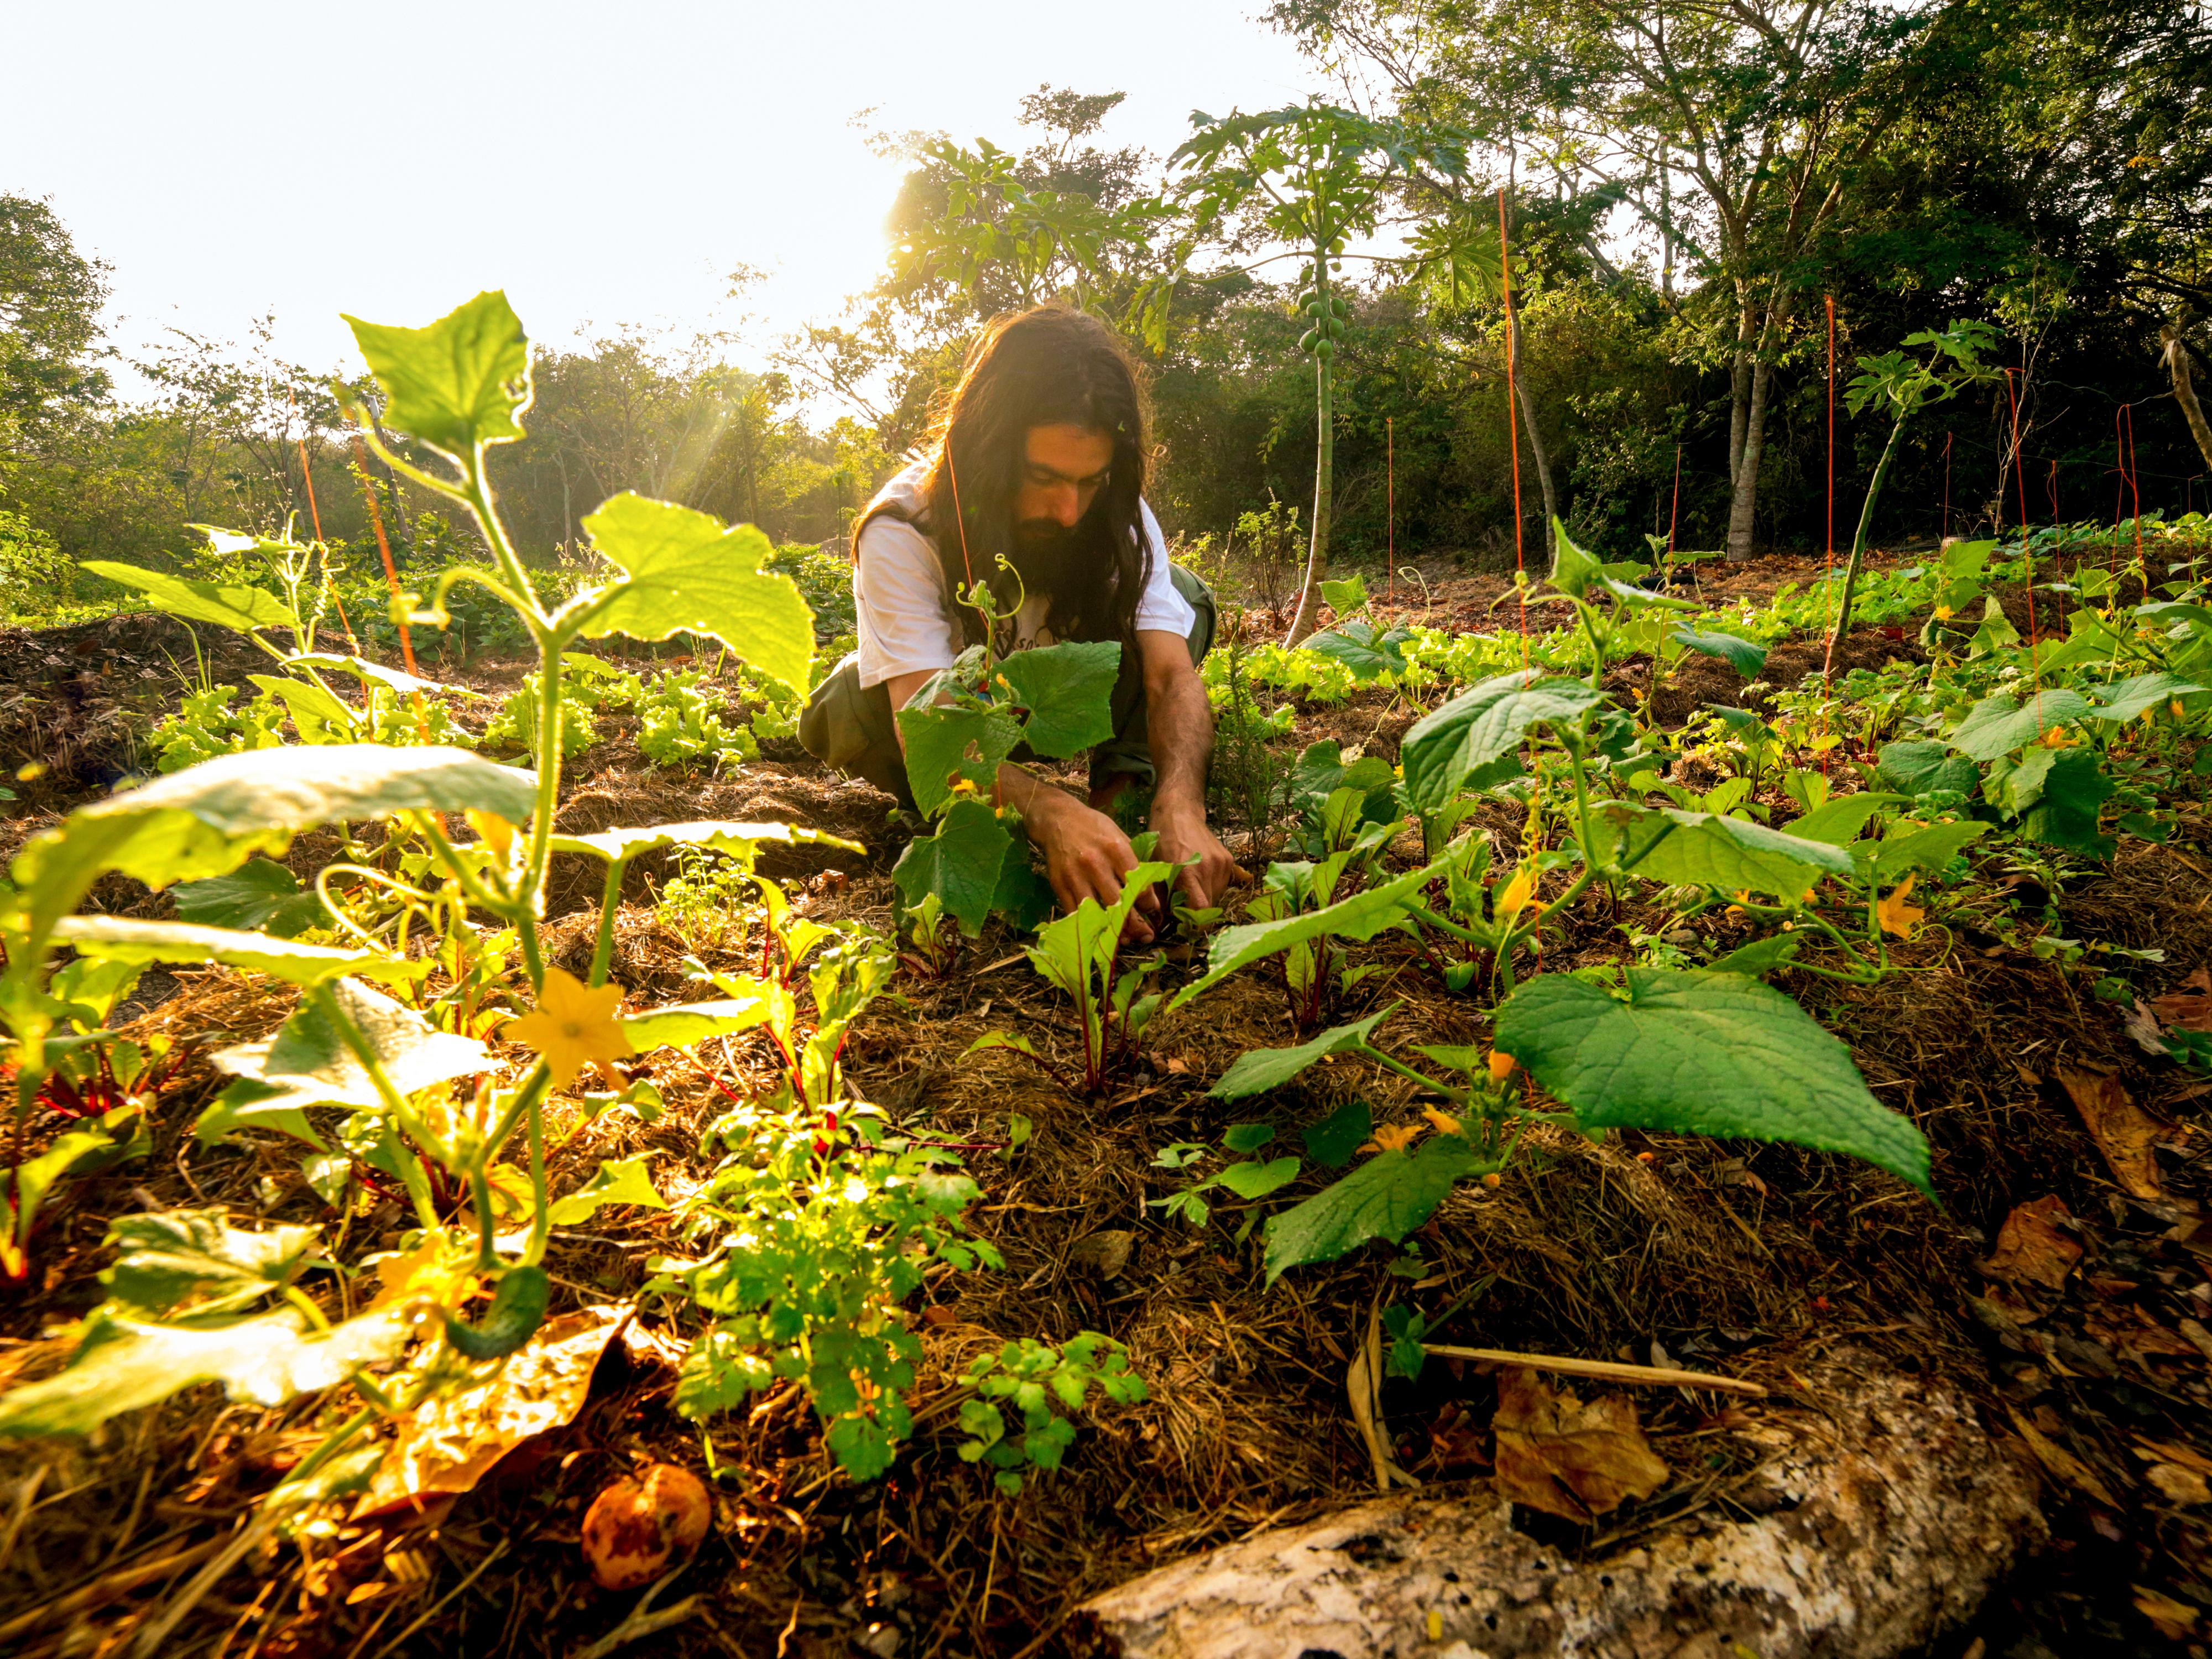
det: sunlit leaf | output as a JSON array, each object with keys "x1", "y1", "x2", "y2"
[
  {"x1": 77, "y1": 562, "x2": 298, "y2": 637},
  {"x1": 343, "y1": 290, "x2": 531, "y2": 461},
  {"x1": 997, "y1": 641, "x2": 1122, "y2": 757},
  {"x1": 100, "y1": 1211, "x2": 321, "y2": 1318},
  {"x1": 545, "y1": 1156, "x2": 666, "y2": 1227},
  {"x1": 1172, "y1": 860, "x2": 1437, "y2": 1008},
  {"x1": 1399, "y1": 671, "x2": 1605, "y2": 811},
  {"x1": 213, "y1": 978, "x2": 491, "y2": 1112},
  {"x1": 892, "y1": 797, "x2": 1015, "y2": 938},
  {"x1": 0, "y1": 1306, "x2": 410, "y2": 1437},
  {"x1": 1945, "y1": 690, "x2": 2095, "y2": 761},
  {"x1": 50, "y1": 916, "x2": 382, "y2": 987},
  {"x1": 1668, "y1": 628, "x2": 1767, "y2": 676},
  {"x1": 575, "y1": 494, "x2": 813, "y2": 693},
  {"x1": 551, "y1": 821, "x2": 862, "y2": 865}
]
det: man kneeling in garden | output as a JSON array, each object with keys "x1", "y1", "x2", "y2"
[{"x1": 800, "y1": 305, "x2": 1239, "y2": 935}]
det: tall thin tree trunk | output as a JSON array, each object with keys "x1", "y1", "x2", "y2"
[
  {"x1": 1285, "y1": 351, "x2": 1335, "y2": 646},
  {"x1": 1726, "y1": 355, "x2": 1775, "y2": 561},
  {"x1": 2164, "y1": 320, "x2": 2212, "y2": 474},
  {"x1": 1509, "y1": 310, "x2": 1558, "y2": 529}
]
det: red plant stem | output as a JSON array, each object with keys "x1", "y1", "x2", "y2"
[
  {"x1": 1498, "y1": 187, "x2": 1527, "y2": 666},
  {"x1": 350, "y1": 432, "x2": 419, "y2": 675}
]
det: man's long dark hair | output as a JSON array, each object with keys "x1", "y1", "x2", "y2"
[{"x1": 857, "y1": 306, "x2": 1151, "y2": 652}]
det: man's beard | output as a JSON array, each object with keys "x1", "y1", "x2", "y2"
[{"x1": 1005, "y1": 518, "x2": 1082, "y2": 597}]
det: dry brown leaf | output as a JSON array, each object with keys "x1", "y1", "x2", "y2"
[
  {"x1": 2135, "y1": 1438, "x2": 2212, "y2": 1479},
  {"x1": 1491, "y1": 1366, "x2": 1669, "y2": 1522},
  {"x1": 2147, "y1": 1464, "x2": 2212, "y2": 1505},
  {"x1": 1979, "y1": 1195, "x2": 2082, "y2": 1291},
  {"x1": 2133, "y1": 1585, "x2": 2201, "y2": 1640},
  {"x1": 2125, "y1": 999, "x2": 2172, "y2": 1057},
  {"x1": 2057, "y1": 1067, "x2": 2167, "y2": 1199},
  {"x1": 2007, "y1": 1405, "x2": 2122, "y2": 1509},
  {"x1": 357, "y1": 1307, "x2": 625, "y2": 1516},
  {"x1": 2150, "y1": 968, "x2": 2212, "y2": 1033},
  {"x1": 1067, "y1": 1229, "x2": 1134, "y2": 1280}
]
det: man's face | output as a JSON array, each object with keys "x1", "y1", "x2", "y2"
[{"x1": 1013, "y1": 423, "x2": 1114, "y2": 551}]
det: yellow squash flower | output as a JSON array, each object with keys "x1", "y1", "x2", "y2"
[
  {"x1": 1875, "y1": 875, "x2": 1926, "y2": 940},
  {"x1": 1422, "y1": 1107, "x2": 1464, "y2": 1138},
  {"x1": 1495, "y1": 864, "x2": 1537, "y2": 920},
  {"x1": 466, "y1": 808, "x2": 516, "y2": 867},
  {"x1": 1487, "y1": 1049, "x2": 1517, "y2": 1083},
  {"x1": 1360, "y1": 1122, "x2": 1426, "y2": 1155},
  {"x1": 507, "y1": 967, "x2": 634, "y2": 1088}
]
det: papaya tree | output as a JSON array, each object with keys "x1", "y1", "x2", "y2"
[
  {"x1": 1170, "y1": 103, "x2": 1465, "y2": 644},
  {"x1": 1825, "y1": 319, "x2": 1997, "y2": 661}
]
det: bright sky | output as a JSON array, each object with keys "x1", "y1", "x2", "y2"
[{"x1": 7, "y1": 1, "x2": 1318, "y2": 387}]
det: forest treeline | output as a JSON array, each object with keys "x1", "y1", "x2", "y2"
[{"x1": 1, "y1": 0, "x2": 2208, "y2": 622}]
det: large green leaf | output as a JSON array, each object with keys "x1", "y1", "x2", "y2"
[
  {"x1": 2086, "y1": 671, "x2": 2206, "y2": 723},
  {"x1": 343, "y1": 290, "x2": 531, "y2": 461},
  {"x1": 891, "y1": 797, "x2": 1015, "y2": 937},
  {"x1": 1261, "y1": 1134, "x2": 1483, "y2": 1283},
  {"x1": 172, "y1": 858, "x2": 325, "y2": 938},
  {"x1": 50, "y1": 916, "x2": 382, "y2": 987},
  {"x1": 997, "y1": 640, "x2": 1122, "y2": 757},
  {"x1": 1669, "y1": 628, "x2": 1767, "y2": 677},
  {"x1": 100, "y1": 1211, "x2": 321, "y2": 1317},
  {"x1": 1171, "y1": 859, "x2": 1438, "y2": 1009},
  {"x1": 1945, "y1": 690, "x2": 2095, "y2": 761},
  {"x1": 1872, "y1": 740, "x2": 1979, "y2": 800},
  {"x1": 1785, "y1": 792, "x2": 1903, "y2": 846},
  {"x1": 545, "y1": 1156, "x2": 667, "y2": 1227},
  {"x1": 13, "y1": 745, "x2": 538, "y2": 926},
  {"x1": 77, "y1": 562, "x2": 298, "y2": 637},
  {"x1": 1865, "y1": 818, "x2": 1988, "y2": 882},
  {"x1": 2020, "y1": 749, "x2": 2115, "y2": 857},
  {"x1": 1209, "y1": 1009, "x2": 1393, "y2": 1099},
  {"x1": 898, "y1": 703, "x2": 1021, "y2": 817},
  {"x1": 575, "y1": 494, "x2": 813, "y2": 693},
  {"x1": 1306, "y1": 619, "x2": 1414, "y2": 683},
  {"x1": 1399, "y1": 671, "x2": 1605, "y2": 812},
  {"x1": 551, "y1": 821, "x2": 863, "y2": 866},
  {"x1": 1495, "y1": 969, "x2": 1932, "y2": 1197},
  {"x1": 213, "y1": 978, "x2": 489, "y2": 1111},
  {"x1": 0, "y1": 1305, "x2": 409, "y2": 1438},
  {"x1": 1604, "y1": 805, "x2": 1854, "y2": 898}
]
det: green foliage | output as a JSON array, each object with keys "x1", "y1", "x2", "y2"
[
  {"x1": 1494, "y1": 971, "x2": 1933, "y2": 1197},
  {"x1": 666, "y1": 1101, "x2": 1002, "y2": 1481},
  {"x1": 956, "y1": 1333, "x2": 1146, "y2": 1494}
]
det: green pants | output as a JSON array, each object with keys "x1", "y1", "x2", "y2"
[{"x1": 799, "y1": 564, "x2": 1218, "y2": 811}]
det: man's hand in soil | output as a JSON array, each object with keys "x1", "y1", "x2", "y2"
[
  {"x1": 1013, "y1": 781, "x2": 1163, "y2": 941},
  {"x1": 1148, "y1": 797, "x2": 1240, "y2": 912}
]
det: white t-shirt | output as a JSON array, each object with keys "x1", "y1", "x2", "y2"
[{"x1": 852, "y1": 460, "x2": 1196, "y2": 690}]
